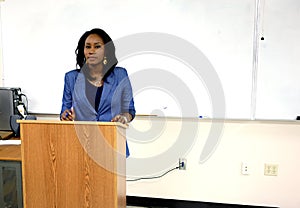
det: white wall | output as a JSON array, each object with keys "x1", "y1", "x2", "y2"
[{"x1": 126, "y1": 117, "x2": 300, "y2": 208}]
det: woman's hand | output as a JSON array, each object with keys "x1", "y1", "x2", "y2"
[
  {"x1": 60, "y1": 108, "x2": 75, "y2": 121},
  {"x1": 111, "y1": 113, "x2": 132, "y2": 124}
]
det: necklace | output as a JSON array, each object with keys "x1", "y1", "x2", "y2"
[
  {"x1": 88, "y1": 78, "x2": 103, "y2": 87},
  {"x1": 85, "y1": 69, "x2": 103, "y2": 87}
]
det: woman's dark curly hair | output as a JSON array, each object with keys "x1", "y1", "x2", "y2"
[{"x1": 75, "y1": 28, "x2": 118, "y2": 80}]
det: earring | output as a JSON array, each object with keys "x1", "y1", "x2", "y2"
[{"x1": 103, "y1": 56, "x2": 107, "y2": 65}]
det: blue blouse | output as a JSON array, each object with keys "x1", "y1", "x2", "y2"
[{"x1": 60, "y1": 67, "x2": 135, "y2": 157}]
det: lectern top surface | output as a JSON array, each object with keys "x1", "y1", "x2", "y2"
[{"x1": 17, "y1": 120, "x2": 128, "y2": 128}]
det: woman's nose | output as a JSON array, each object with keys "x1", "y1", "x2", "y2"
[{"x1": 89, "y1": 47, "x2": 95, "y2": 53}]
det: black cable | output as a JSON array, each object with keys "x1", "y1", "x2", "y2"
[
  {"x1": 19, "y1": 93, "x2": 28, "y2": 114},
  {"x1": 126, "y1": 166, "x2": 180, "y2": 182}
]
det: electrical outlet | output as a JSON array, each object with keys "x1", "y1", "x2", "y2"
[
  {"x1": 264, "y1": 164, "x2": 278, "y2": 176},
  {"x1": 241, "y1": 162, "x2": 249, "y2": 175},
  {"x1": 179, "y1": 158, "x2": 187, "y2": 170}
]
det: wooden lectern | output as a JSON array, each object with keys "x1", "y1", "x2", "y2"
[{"x1": 19, "y1": 120, "x2": 127, "y2": 208}]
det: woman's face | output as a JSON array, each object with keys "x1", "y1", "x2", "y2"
[{"x1": 84, "y1": 34, "x2": 105, "y2": 66}]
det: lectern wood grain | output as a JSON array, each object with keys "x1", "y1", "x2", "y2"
[{"x1": 19, "y1": 121, "x2": 126, "y2": 208}]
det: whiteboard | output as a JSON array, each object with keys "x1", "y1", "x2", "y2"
[
  {"x1": 0, "y1": 0, "x2": 255, "y2": 118},
  {"x1": 255, "y1": 0, "x2": 300, "y2": 120}
]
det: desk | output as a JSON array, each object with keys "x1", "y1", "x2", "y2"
[
  {"x1": 0, "y1": 137, "x2": 21, "y2": 161},
  {"x1": 0, "y1": 139, "x2": 22, "y2": 207},
  {"x1": 0, "y1": 144, "x2": 21, "y2": 161}
]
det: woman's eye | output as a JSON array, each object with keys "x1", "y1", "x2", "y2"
[
  {"x1": 85, "y1": 45, "x2": 91, "y2": 49},
  {"x1": 95, "y1": 45, "x2": 101, "y2": 48}
]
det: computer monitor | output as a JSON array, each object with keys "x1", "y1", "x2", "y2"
[{"x1": 0, "y1": 88, "x2": 20, "y2": 131}]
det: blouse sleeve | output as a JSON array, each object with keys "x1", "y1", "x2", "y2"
[
  {"x1": 118, "y1": 68, "x2": 136, "y2": 120},
  {"x1": 60, "y1": 71, "x2": 76, "y2": 117}
]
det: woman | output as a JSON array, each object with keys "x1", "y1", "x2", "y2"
[{"x1": 60, "y1": 28, "x2": 135, "y2": 156}]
